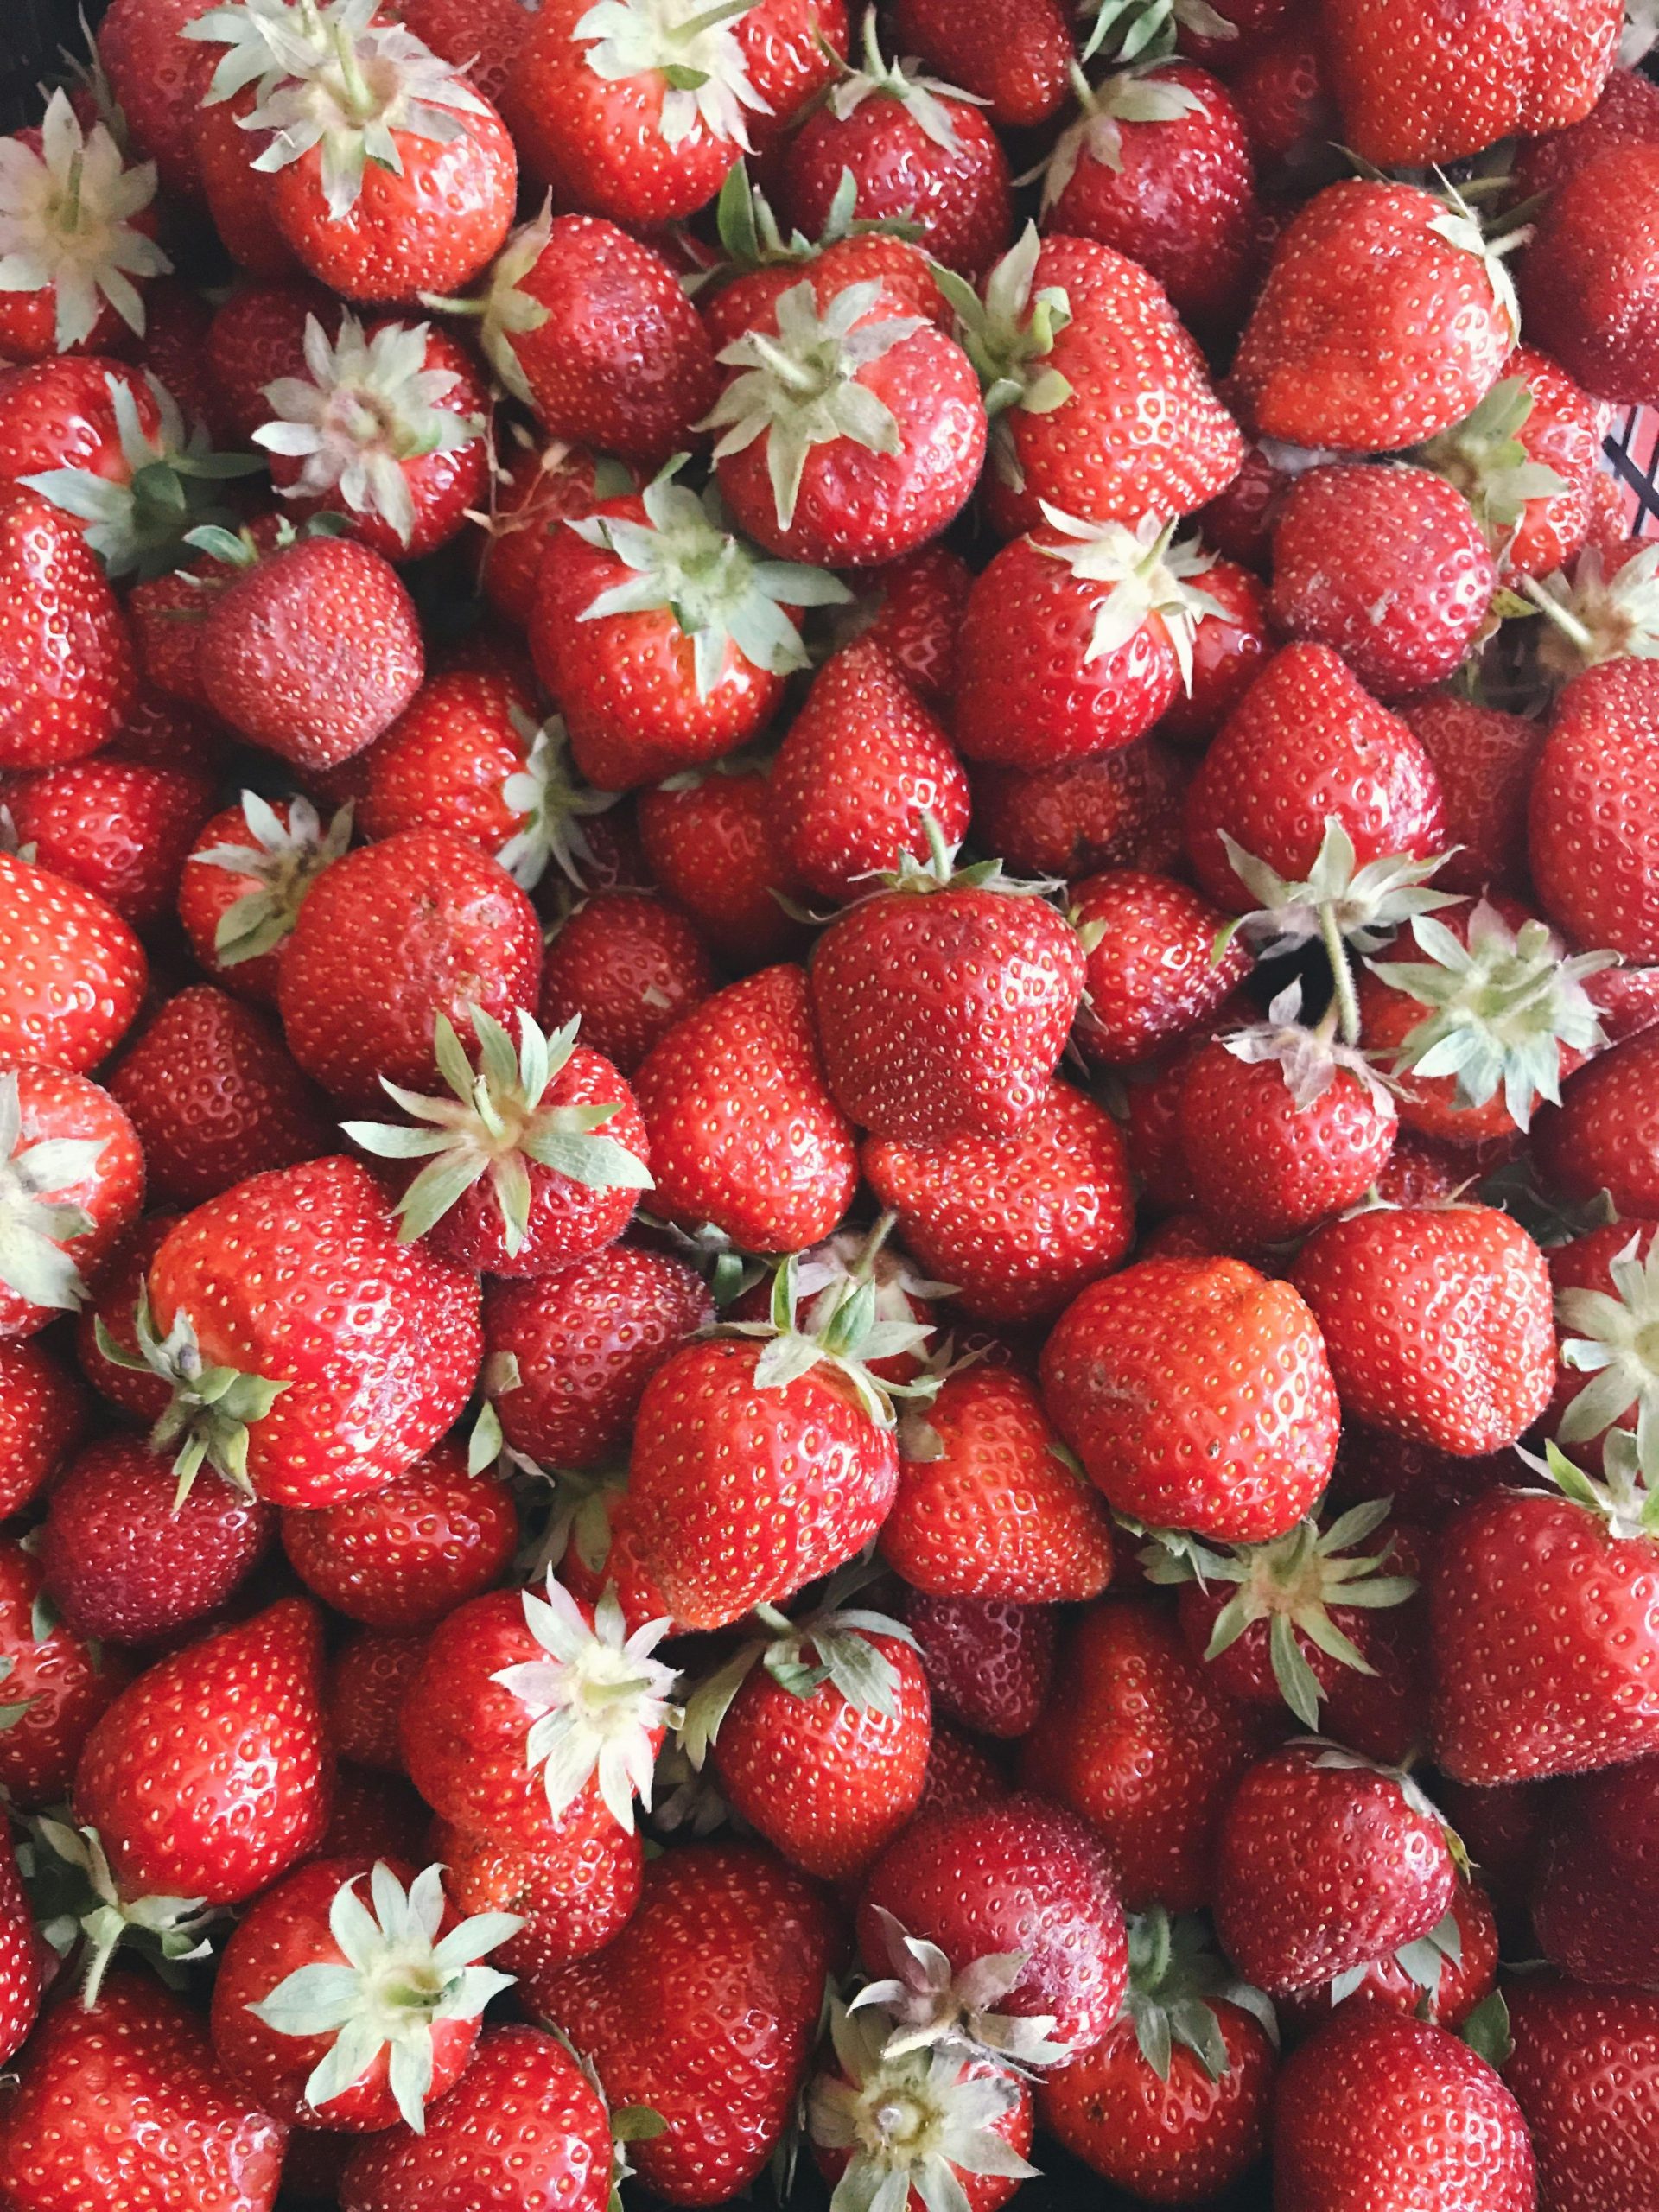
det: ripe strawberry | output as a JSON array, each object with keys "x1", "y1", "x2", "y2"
[
  {"x1": 434, "y1": 1797, "x2": 643, "y2": 1979},
  {"x1": 482, "y1": 1243, "x2": 713, "y2": 1469},
  {"x1": 1516, "y1": 61, "x2": 1659, "y2": 200},
  {"x1": 1268, "y1": 463, "x2": 1496, "y2": 700},
  {"x1": 637, "y1": 759, "x2": 806, "y2": 965},
  {"x1": 281, "y1": 1440, "x2": 518, "y2": 1630},
  {"x1": 1036, "y1": 1909, "x2": 1276, "y2": 2206},
  {"x1": 192, "y1": 524, "x2": 425, "y2": 772},
  {"x1": 1533, "y1": 1024, "x2": 1659, "y2": 1216},
  {"x1": 188, "y1": 60, "x2": 302, "y2": 282},
  {"x1": 1530, "y1": 1756, "x2": 1659, "y2": 1983},
  {"x1": 0, "y1": 1065, "x2": 143, "y2": 1338},
  {"x1": 398, "y1": 0, "x2": 537, "y2": 103},
  {"x1": 96, "y1": 0, "x2": 214, "y2": 202},
  {"x1": 1071, "y1": 869, "x2": 1252, "y2": 1065},
  {"x1": 205, "y1": 277, "x2": 339, "y2": 440},
  {"x1": 210, "y1": 1856, "x2": 518, "y2": 2133},
  {"x1": 1041, "y1": 1255, "x2": 1341, "y2": 1542},
  {"x1": 1518, "y1": 145, "x2": 1659, "y2": 403},
  {"x1": 178, "y1": 792, "x2": 353, "y2": 1004},
  {"x1": 0, "y1": 1334, "x2": 87, "y2": 1516},
  {"x1": 0, "y1": 483, "x2": 137, "y2": 768},
  {"x1": 949, "y1": 227, "x2": 1244, "y2": 538},
  {"x1": 530, "y1": 472, "x2": 846, "y2": 790},
  {"x1": 900, "y1": 1589, "x2": 1055, "y2": 1736},
  {"x1": 880, "y1": 1362, "x2": 1118, "y2": 1600},
  {"x1": 864, "y1": 1075, "x2": 1135, "y2": 1323},
  {"x1": 632, "y1": 963, "x2": 858, "y2": 1254},
  {"x1": 474, "y1": 435, "x2": 613, "y2": 630},
  {"x1": 0, "y1": 1825, "x2": 42, "y2": 2068},
  {"x1": 531, "y1": 1842, "x2": 836, "y2": 2202},
  {"x1": 857, "y1": 1793, "x2": 1127, "y2": 2060},
  {"x1": 1154, "y1": 556, "x2": 1273, "y2": 747},
  {"x1": 4, "y1": 755, "x2": 216, "y2": 926},
  {"x1": 969, "y1": 740, "x2": 1188, "y2": 879},
  {"x1": 538, "y1": 893, "x2": 718, "y2": 1076},
  {"x1": 1274, "y1": 2006, "x2": 1535, "y2": 2212},
  {"x1": 277, "y1": 829, "x2": 542, "y2": 1109},
  {"x1": 108, "y1": 687, "x2": 226, "y2": 775},
  {"x1": 1429, "y1": 1437, "x2": 1659, "y2": 1782},
  {"x1": 890, "y1": 0, "x2": 1070, "y2": 127},
  {"x1": 1531, "y1": 658, "x2": 1659, "y2": 962},
  {"x1": 1230, "y1": 27, "x2": 1339, "y2": 183},
  {"x1": 38, "y1": 1433, "x2": 274, "y2": 1644},
  {"x1": 0, "y1": 92, "x2": 168, "y2": 361},
  {"x1": 338, "y1": 2022, "x2": 612, "y2": 2212},
  {"x1": 918, "y1": 1720, "x2": 1008, "y2": 1818},
  {"x1": 1399, "y1": 691, "x2": 1545, "y2": 896},
  {"x1": 1503, "y1": 1979, "x2": 1659, "y2": 2212},
  {"x1": 0, "y1": 1969, "x2": 287, "y2": 2212},
  {"x1": 74, "y1": 1594, "x2": 331, "y2": 1905},
  {"x1": 833, "y1": 541, "x2": 970, "y2": 708},
  {"x1": 1233, "y1": 178, "x2": 1521, "y2": 450},
  {"x1": 0, "y1": 1535, "x2": 128, "y2": 1808},
  {"x1": 329, "y1": 1628, "x2": 427, "y2": 1774},
  {"x1": 1292, "y1": 1202, "x2": 1554, "y2": 1456},
  {"x1": 707, "y1": 271, "x2": 985, "y2": 566},
  {"x1": 1275, "y1": 1874, "x2": 1498, "y2": 2037}
]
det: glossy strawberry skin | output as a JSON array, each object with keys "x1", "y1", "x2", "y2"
[
  {"x1": 1402, "y1": 691, "x2": 1545, "y2": 897},
  {"x1": 538, "y1": 893, "x2": 717, "y2": 1076},
  {"x1": 1503, "y1": 1978, "x2": 1659, "y2": 2212},
  {"x1": 0, "y1": 850, "x2": 148, "y2": 1074},
  {"x1": 841, "y1": 543, "x2": 970, "y2": 707},
  {"x1": 329, "y1": 1629, "x2": 426, "y2": 1774},
  {"x1": 1530, "y1": 1757, "x2": 1659, "y2": 1985},
  {"x1": 637, "y1": 765, "x2": 807, "y2": 966},
  {"x1": 1531, "y1": 658, "x2": 1659, "y2": 962},
  {"x1": 0, "y1": 1537, "x2": 128, "y2": 1808},
  {"x1": 968, "y1": 741, "x2": 1188, "y2": 880},
  {"x1": 1071, "y1": 871, "x2": 1249, "y2": 1066},
  {"x1": 1279, "y1": 1875, "x2": 1498, "y2": 2039},
  {"x1": 901, "y1": 1590, "x2": 1056, "y2": 1737},
  {"x1": 281, "y1": 1440, "x2": 518, "y2": 1630},
  {"x1": 356, "y1": 667, "x2": 535, "y2": 861},
  {"x1": 0, "y1": 1335, "x2": 87, "y2": 1517},
  {"x1": 477, "y1": 438, "x2": 608, "y2": 628},
  {"x1": 1533, "y1": 1025, "x2": 1659, "y2": 1217},
  {"x1": 435, "y1": 1802, "x2": 644, "y2": 1980},
  {"x1": 1518, "y1": 143, "x2": 1659, "y2": 404},
  {"x1": 3, "y1": 757, "x2": 217, "y2": 925},
  {"x1": 0, "y1": 1065, "x2": 144, "y2": 1338},
  {"x1": 890, "y1": 0, "x2": 1070, "y2": 127}
]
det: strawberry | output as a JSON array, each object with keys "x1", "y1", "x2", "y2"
[
  {"x1": 1154, "y1": 555, "x2": 1272, "y2": 747},
  {"x1": 109, "y1": 687, "x2": 226, "y2": 775},
  {"x1": 637, "y1": 760, "x2": 807, "y2": 964},
  {"x1": 0, "y1": 1969, "x2": 287, "y2": 2212},
  {"x1": 1428, "y1": 1436, "x2": 1659, "y2": 1782},
  {"x1": 433, "y1": 1798, "x2": 643, "y2": 1978},
  {"x1": 251, "y1": 313, "x2": 490, "y2": 561},
  {"x1": 1503, "y1": 1979, "x2": 1659, "y2": 2212},
  {"x1": 530, "y1": 471, "x2": 847, "y2": 790},
  {"x1": 189, "y1": 62, "x2": 304, "y2": 283},
  {"x1": 1550, "y1": 1217, "x2": 1659, "y2": 1486},
  {"x1": 0, "y1": 1827, "x2": 43, "y2": 2069},
  {"x1": 209, "y1": 1855, "x2": 519, "y2": 2133},
  {"x1": 1268, "y1": 463, "x2": 1496, "y2": 700},
  {"x1": 880, "y1": 1362, "x2": 1118, "y2": 1600},
  {"x1": 834, "y1": 541, "x2": 970, "y2": 707},
  {"x1": 1274, "y1": 1874, "x2": 1499, "y2": 2037},
  {"x1": 0, "y1": 1533, "x2": 130, "y2": 1808},
  {"x1": 74, "y1": 1594, "x2": 331, "y2": 1905},
  {"x1": 329, "y1": 1629, "x2": 428, "y2": 1774},
  {"x1": 0, "y1": 1065, "x2": 143, "y2": 1338},
  {"x1": 337, "y1": 2022, "x2": 613, "y2": 2212},
  {"x1": 766, "y1": 639, "x2": 970, "y2": 904},
  {"x1": 947, "y1": 227, "x2": 1244, "y2": 538},
  {"x1": 900, "y1": 1589, "x2": 1055, "y2": 1736},
  {"x1": 1020, "y1": 1598, "x2": 1268, "y2": 1911},
  {"x1": 706, "y1": 271, "x2": 985, "y2": 566},
  {"x1": 1070, "y1": 869, "x2": 1251, "y2": 1065},
  {"x1": 629, "y1": 1255, "x2": 925, "y2": 1628},
  {"x1": 681, "y1": 1582, "x2": 932, "y2": 1878},
  {"x1": 1516, "y1": 61, "x2": 1659, "y2": 200},
  {"x1": 1531, "y1": 658, "x2": 1659, "y2": 963},
  {"x1": 1530, "y1": 1756, "x2": 1659, "y2": 1984},
  {"x1": 281, "y1": 1439, "x2": 518, "y2": 1629},
  {"x1": 1179, "y1": 983, "x2": 1400, "y2": 1247},
  {"x1": 4, "y1": 755, "x2": 217, "y2": 926},
  {"x1": 856, "y1": 1792, "x2": 1127, "y2": 2061},
  {"x1": 863, "y1": 1075, "x2": 1135, "y2": 1322},
  {"x1": 1039, "y1": 61, "x2": 1258, "y2": 335},
  {"x1": 398, "y1": 0, "x2": 537, "y2": 103},
  {"x1": 482, "y1": 1242, "x2": 714, "y2": 1469},
  {"x1": 1214, "y1": 1743, "x2": 1459, "y2": 1996},
  {"x1": 1232, "y1": 178, "x2": 1522, "y2": 451},
  {"x1": 206, "y1": 277, "x2": 340, "y2": 441},
  {"x1": 0, "y1": 1334, "x2": 87, "y2": 1516},
  {"x1": 772, "y1": 19, "x2": 1014, "y2": 279},
  {"x1": 632, "y1": 963, "x2": 859, "y2": 1254},
  {"x1": 179, "y1": 792, "x2": 353, "y2": 1005},
  {"x1": 1399, "y1": 691, "x2": 1546, "y2": 897},
  {"x1": 1533, "y1": 1024, "x2": 1659, "y2": 1217},
  {"x1": 918, "y1": 1720, "x2": 1008, "y2": 1818},
  {"x1": 1322, "y1": 0, "x2": 1618, "y2": 167},
  {"x1": 191, "y1": 524, "x2": 425, "y2": 772},
  {"x1": 1230, "y1": 27, "x2": 1339, "y2": 184},
  {"x1": 1291, "y1": 1201, "x2": 1554, "y2": 1457},
  {"x1": 106, "y1": 987, "x2": 333, "y2": 1209},
  {"x1": 531, "y1": 1841, "x2": 836, "y2": 2202},
  {"x1": 96, "y1": 0, "x2": 215, "y2": 202},
  {"x1": 1041, "y1": 1255, "x2": 1341, "y2": 1542},
  {"x1": 38, "y1": 1433, "x2": 274, "y2": 1644},
  {"x1": 1272, "y1": 2007, "x2": 1535, "y2": 2212},
  {"x1": 277, "y1": 829, "x2": 542, "y2": 1109},
  {"x1": 538, "y1": 893, "x2": 719, "y2": 1075},
  {"x1": 1035, "y1": 1909, "x2": 1276, "y2": 2206},
  {"x1": 0, "y1": 92, "x2": 168, "y2": 361},
  {"x1": 969, "y1": 740, "x2": 1187, "y2": 878},
  {"x1": 476, "y1": 435, "x2": 617, "y2": 632},
  {"x1": 0, "y1": 483, "x2": 137, "y2": 768},
  {"x1": 889, "y1": 0, "x2": 1070, "y2": 126}
]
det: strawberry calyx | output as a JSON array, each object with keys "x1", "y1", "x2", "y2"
[
  {"x1": 574, "y1": 0, "x2": 767, "y2": 149},
  {"x1": 1119, "y1": 1905, "x2": 1278, "y2": 2082},
  {"x1": 498, "y1": 710, "x2": 619, "y2": 891},
  {"x1": 1214, "y1": 979, "x2": 1399, "y2": 1118},
  {"x1": 568, "y1": 461, "x2": 850, "y2": 697},
  {"x1": 855, "y1": 810, "x2": 1061, "y2": 909},
  {"x1": 189, "y1": 790, "x2": 354, "y2": 969},
  {"x1": 95, "y1": 1292, "x2": 289, "y2": 1503},
  {"x1": 0, "y1": 1072, "x2": 106, "y2": 1318},
  {"x1": 828, "y1": 13, "x2": 988, "y2": 153},
  {"x1": 23, "y1": 1815, "x2": 216, "y2": 2010},
  {"x1": 1301, "y1": 1741, "x2": 1471, "y2": 1878},
  {"x1": 936, "y1": 225, "x2": 1072, "y2": 433},
  {"x1": 712, "y1": 163, "x2": 924, "y2": 276},
  {"x1": 720, "y1": 1238, "x2": 938, "y2": 1427},
  {"x1": 342, "y1": 1009, "x2": 654, "y2": 1259},
  {"x1": 1075, "y1": 0, "x2": 1238, "y2": 67},
  {"x1": 253, "y1": 312, "x2": 485, "y2": 548},
  {"x1": 1138, "y1": 1497, "x2": 1418, "y2": 1731},
  {"x1": 1521, "y1": 1428, "x2": 1659, "y2": 1543},
  {"x1": 810, "y1": 1999, "x2": 1040, "y2": 2209},
  {"x1": 1523, "y1": 542, "x2": 1659, "y2": 678},
  {"x1": 701, "y1": 276, "x2": 931, "y2": 532},
  {"x1": 848, "y1": 1909, "x2": 1071, "y2": 2069},
  {"x1": 245, "y1": 1859, "x2": 521, "y2": 2132},
  {"x1": 1033, "y1": 504, "x2": 1228, "y2": 690},
  {"x1": 1322, "y1": 1903, "x2": 1465, "y2": 2012},
  {"x1": 1413, "y1": 375, "x2": 1570, "y2": 557},
  {"x1": 489, "y1": 1571, "x2": 682, "y2": 1831},
  {"x1": 1557, "y1": 1230, "x2": 1659, "y2": 1483},
  {"x1": 794, "y1": 1217, "x2": 955, "y2": 1332},
  {"x1": 1039, "y1": 60, "x2": 1206, "y2": 209},
  {"x1": 184, "y1": 0, "x2": 340, "y2": 107},
  {"x1": 1423, "y1": 179, "x2": 1528, "y2": 352},
  {"x1": 514, "y1": 1460, "x2": 628, "y2": 1582},
  {"x1": 0, "y1": 87, "x2": 168, "y2": 351},
  {"x1": 1368, "y1": 899, "x2": 1616, "y2": 1132}
]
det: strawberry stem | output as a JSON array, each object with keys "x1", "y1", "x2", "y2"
[{"x1": 1319, "y1": 902, "x2": 1362, "y2": 1046}]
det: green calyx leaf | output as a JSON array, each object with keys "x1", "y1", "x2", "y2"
[
  {"x1": 1122, "y1": 1907, "x2": 1276, "y2": 2082},
  {"x1": 727, "y1": 1249, "x2": 938, "y2": 1428},
  {"x1": 192, "y1": 790, "x2": 353, "y2": 968},
  {"x1": 97, "y1": 1294, "x2": 285, "y2": 1504},
  {"x1": 943, "y1": 224, "x2": 1073, "y2": 423}
]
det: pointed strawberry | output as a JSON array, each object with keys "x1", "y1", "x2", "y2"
[{"x1": 0, "y1": 483, "x2": 137, "y2": 770}]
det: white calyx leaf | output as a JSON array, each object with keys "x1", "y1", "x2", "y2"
[
  {"x1": 1040, "y1": 67, "x2": 1205, "y2": 210},
  {"x1": 702, "y1": 277, "x2": 929, "y2": 531},
  {"x1": 830, "y1": 12, "x2": 984, "y2": 153},
  {"x1": 1425, "y1": 185, "x2": 1525, "y2": 350},
  {"x1": 497, "y1": 710, "x2": 620, "y2": 892},
  {"x1": 0, "y1": 1072, "x2": 105, "y2": 1316},
  {"x1": 850, "y1": 1906, "x2": 1071, "y2": 2070},
  {"x1": 574, "y1": 0, "x2": 768, "y2": 149},
  {"x1": 1414, "y1": 375, "x2": 1568, "y2": 552},
  {"x1": 1218, "y1": 817, "x2": 1462, "y2": 961},
  {"x1": 1520, "y1": 1431, "x2": 1659, "y2": 1545},
  {"x1": 464, "y1": 198, "x2": 556, "y2": 407},
  {"x1": 1529, "y1": 541, "x2": 1659, "y2": 678},
  {"x1": 255, "y1": 313, "x2": 481, "y2": 547},
  {"x1": 248, "y1": 1860, "x2": 522, "y2": 2134},
  {"x1": 1034, "y1": 504, "x2": 1228, "y2": 690},
  {"x1": 1558, "y1": 1230, "x2": 1659, "y2": 1487},
  {"x1": 185, "y1": 0, "x2": 341, "y2": 105},
  {"x1": 191, "y1": 790, "x2": 354, "y2": 967},
  {"x1": 1221, "y1": 979, "x2": 1399, "y2": 1119},
  {"x1": 490, "y1": 1573, "x2": 682, "y2": 1832},
  {"x1": 0, "y1": 89, "x2": 168, "y2": 351}
]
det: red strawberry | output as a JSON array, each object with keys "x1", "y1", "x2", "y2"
[
  {"x1": 1292, "y1": 1202, "x2": 1554, "y2": 1457},
  {"x1": 38, "y1": 1433, "x2": 274, "y2": 1645},
  {"x1": 0, "y1": 93, "x2": 166, "y2": 361},
  {"x1": 890, "y1": 0, "x2": 1070, "y2": 127},
  {"x1": 4, "y1": 755, "x2": 217, "y2": 927},
  {"x1": 1530, "y1": 1756, "x2": 1659, "y2": 1984},
  {"x1": 74, "y1": 1594, "x2": 331, "y2": 1904},
  {"x1": 1275, "y1": 1875, "x2": 1499, "y2": 2037},
  {"x1": 0, "y1": 1536, "x2": 128, "y2": 1808},
  {"x1": 434, "y1": 1799, "x2": 643, "y2": 1979},
  {"x1": 0, "y1": 1826, "x2": 43, "y2": 2069},
  {"x1": 1155, "y1": 556, "x2": 1273, "y2": 747},
  {"x1": 1230, "y1": 27, "x2": 1340, "y2": 182},
  {"x1": 901, "y1": 1589, "x2": 1055, "y2": 1736},
  {"x1": 538, "y1": 893, "x2": 718, "y2": 1076},
  {"x1": 834, "y1": 541, "x2": 970, "y2": 707},
  {"x1": 1503, "y1": 1978, "x2": 1659, "y2": 2212},
  {"x1": 918, "y1": 1719, "x2": 1009, "y2": 1818},
  {"x1": 0, "y1": 1969, "x2": 287, "y2": 2212},
  {"x1": 1531, "y1": 658, "x2": 1659, "y2": 963},
  {"x1": 398, "y1": 0, "x2": 537, "y2": 104},
  {"x1": 637, "y1": 760, "x2": 807, "y2": 965},
  {"x1": 0, "y1": 483, "x2": 137, "y2": 769},
  {"x1": 1533, "y1": 1024, "x2": 1659, "y2": 1216},
  {"x1": 699, "y1": 174, "x2": 950, "y2": 353},
  {"x1": 178, "y1": 793, "x2": 353, "y2": 1004},
  {"x1": 96, "y1": 0, "x2": 214, "y2": 202},
  {"x1": 0, "y1": 1334, "x2": 87, "y2": 1517},
  {"x1": 281, "y1": 1440, "x2": 518, "y2": 1630},
  {"x1": 1516, "y1": 60, "x2": 1659, "y2": 199},
  {"x1": 0, "y1": 848, "x2": 147, "y2": 1072},
  {"x1": 206, "y1": 278, "x2": 340, "y2": 440},
  {"x1": 1041, "y1": 1255, "x2": 1341, "y2": 1543},
  {"x1": 1071, "y1": 869, "x2": 1251, "y2": 1066},
  {"x1": 1518, "y1": 145, "x2": 1659, "y2": 404},
  {"x1": 476, "y1": 435, "x2": 613, "y2": 629},
  {"x1": 1399, "y1": 690, "x2": 1546, "y2": 896},
  {"x1": 329, "y1": 1629, "x2": 427, "y2": 1774},
  {"x1": 1233, "y1": 178, "x2": 1522, "y2": 450},
  {"x1": 210, "y1": 1855, "x2": 519, "y2": 2133},
  {"x1": 0, "y1": 1065, "x2": 143, "y2": 1338},
  {"x1": 969, "y1": 741, "x2": 1188, "y2": 879},
  {"x1": 632, "y1": 963, "x2": 858, "y2": 1254}
]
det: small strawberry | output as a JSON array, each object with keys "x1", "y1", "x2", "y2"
[
  {"x1": 1275, "y1": 1875, "x2": 1499, "y2": 2037},
  {"x1": 0, "y1": 1537, "x2": 127, "y2": 1808},
  {"x1": 538, "y1": 893, "x2": 719, "y2": 1076},
  {"x1": 434, "y1": 1798, "x2": 643, "y2": 1979},
  {"x1": 0, "y1": 1334, "x2": 87, "y2": 1518},
  {"x1": 476, "y1": 434, "x2": 613, "y2": 629},
  {"x1": 178, "y1": 791, "x2": 354, "y2": 1004},
  {"x1": 1071, "y1": 868, "x2": 1251, "y2": 1066},
  {"x1": 0, "y1": 1826, "x2": 42, "y2": 2069},
  {"x1": 329, "y1": 1628, "x2": 426, "y2": 1775},
  {"x1": 4, "y1": 755, "x2": 216, "y2": 927},
  {"x1": 96, "y1": 0, "x2": 217, "y2": 201},
  {"x1": 637, "y1": 759, "x2": 807, "y2": 965},
  {"x1": 833, "y1": 541, "x2": 970, "y2": 707},
  {"x1": 1399, "y1": 690, "x2": 1545, "y2": 897},
  {"x1": 1518, "y1": 144, "x2": 1659, "y2": 404},
  {"x1": 206, "y1": 276, "x2": 339, "y2": 439},
  {"x1": 900, "y1": 1589, "x2": 1055, "y2": 1737},
  {"x1": 0, "y1": 1065, "x2": 143, "y2": 1338},
  {"x1": 0, "y1": 482, "x2": 137, "y2": 769},
  {"x1": 889, "y1": 0, "x2": 1070, "y2": 127},
  {"x1": 918, "y1": 1721, "x2": 1008, "y2": 1818},
  {"x1": 1503, "y1": 1978, "x2": 1659, "y2": 2212},
  {"x1": 1533, "y1": 1022, "x2": 1659, "y2": 1217},
  {"x1": 969, "y1": 740, "x2": 1187, "y2": 879}
]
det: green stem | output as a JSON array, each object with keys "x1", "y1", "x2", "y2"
[{"x1": 1320, "y1": 902, "x2": 1362, "y2": 1047}]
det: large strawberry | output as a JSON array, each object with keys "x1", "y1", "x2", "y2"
[
  {"x1": 1519, "y1": 144, "x2": 1659, "y2": 403},
  {"x1": 0, "y1": 849, "x2": 147, "y2": 1072},
  {"x1": 1531, "y1": 657, "x2": 1659, "y2": 962},
  {"x1": 0, "y1": 483, "x2": 137, "y2": 769},
  {"x1": 1503, "y1": 1978, "x2": 1659, "y2": 2212}
]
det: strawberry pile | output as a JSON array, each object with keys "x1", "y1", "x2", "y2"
[{"x1": 2, "y1": 0, "x2": 1659, "y2": 2205}]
